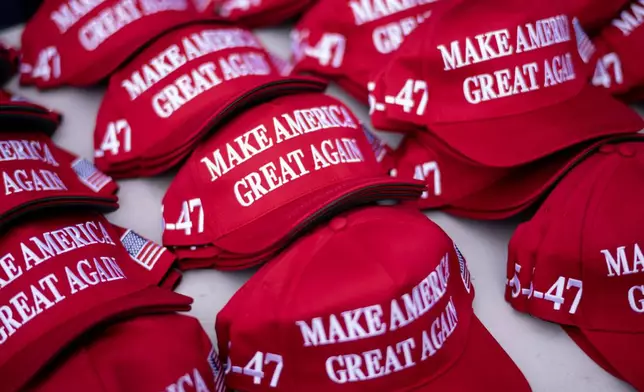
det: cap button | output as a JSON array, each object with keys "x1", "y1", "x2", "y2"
[
  {"x1": 329, "y1": 217, "x2": 348, "y2": 231},
  {"x1": 599, "y1": 144, "x2": 616, "y2": 154},
  {"x1": 618, "y1": 144, "x2": 636, "y2": 157}
]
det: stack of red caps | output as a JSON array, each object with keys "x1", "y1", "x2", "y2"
[
  {"x1": 26, "y1": 313, "x2": 223, "y2": 392},
  {"x1": 290, "y1": 0, "x2": 441, "y2": 103},
  {"x1": 587, "y1": 1, "x2": 644, "y2": 102},
  {"x1": 94, "y1": 21, "x2": 327, "y2": 178},
  {"x1": 213, "y1": 0, "x2": 316, "y2": 27},
  {"x1": 0, "y1": 130, "x2": 120, "y2": 228},
  {"x1": 0, "y1": 42, "x2": 19, "y2": 85},
  {"x1": 368, "y1": 0, "x2": 644, "y2": 219},
  {"x1": 505, "y1": 136, "x2": 644, "y2": 391},
  {"x1": 19, "y1": 0, "x2": 206, "y2": 89},
  {"x1": 216, "y1": 206, "x2": 531, "y2": 391},
  {"x1": 0, "y1": 211, "x2": 193, "y2": 391},
  {"x1": 0, "y1": 90, "x2": 62, "y2": 135},
  {"x1": 162, "y1": 92, "x2": 425, "y2": 270}
]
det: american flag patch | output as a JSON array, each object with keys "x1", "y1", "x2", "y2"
[
  {"x1": 573, "y1": 17, "x2": 596, "y2": 63},
  {"x1": 454, "y1": 243, "x2": 471, "y2": 293},
  {"x1": 71, "y1": 158, "x2": 111, "y2": 192},
  {"x1": 208, "y1": 348, "x2": 227, "y2": 392},
  {"x1": 361, "y1": 123, "x2": 387, "y2": 163},
  {"x1": 120, "y1": 230, "x2": 165, "y2": 271}
]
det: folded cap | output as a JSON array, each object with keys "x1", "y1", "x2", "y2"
[
  {"x1": 216, "y1": 206, "x2": 530, "y2": 391},
  {"x1": 216, "y1": 0, "x2": 316, "y2": 27},
  {"x1": 588, "y1": 2, "x2": 644, "y2": 99},
  {"x1": 0, "y1": 90, "x2": 63, "y2": 136},
  {"x1": 0, "y1": 43, "x2": 19, "y2": 85},
  {"x1": 369, "y1": 0, "x2": 644, "y2": 167},
  {"x1": 569, "y1": 0, "x2": 631, "y2": 33},
  {"x1": 0, "y1": 132, "x2": 119, "y2": 228},
  {"x1": 26, "y1": 314, "x2": 221, "y2": 392},
  {"x1": 162, "y1": 92, "x2": 425, "y2": 264},
  {"x1": 94, "y1": 20, "x2": 326, "y2": 178},
  {"x1": 291, "y1": 0, "x2": 440, "y2": 103},
  {"x1": 20, "y1": 0, "x2": 206, "y2": 88},
  {"x1": 0, "y1": 212, "x2": 193, "y2": 392},
  {"x1": 505, "y1": 138, "x2": 644, "y2": 390}
]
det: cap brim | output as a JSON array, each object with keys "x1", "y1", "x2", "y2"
[
  {"x1": 417, "y1": 315, "x2": 530, "y2": 391},
  {"x1": 213, "y1": 176, "x2": 424, "y2": 255},
  {"x1": 564, "y1": 326, "x2": 644, "y2": 389},
  {"x1": 430, "y1": 85, "x2": 644, "y2": 167},
  {"x1": 1, "y1": 286, "x2": 191, "y2": 391}
]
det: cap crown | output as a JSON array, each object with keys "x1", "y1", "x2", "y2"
[
  {"x1": 216, "y1": 206, "x2": 475, "y2": 391},
  {"x1": 507, "y1": 140, "x2": 644, "y2": 332}
]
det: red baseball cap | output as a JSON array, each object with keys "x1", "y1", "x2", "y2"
[
  {"x1": 0, "y1": 90, "x2": 63, "y2": 136},
  {"x1": 19, "y1": 0, "x2": 207, "y2": 89},
  {"x1": 0, "y1": 211, "x2": 193, "y2": 392},
  {"x1": 216, "y1": 206, "x2": 530, "y2": 391},
  {"x1": 369, "y1": 0, "x2": 644, "y2": 167},
  {"x1": 291, "y1": 0, "x2": 440, "y2": 103},
  {"x1": 505, "y1": 138, "x2": 644, "y2": 390},
  {"x1": 588, "y1": 2, "x2": 644, "y2": 100},
  {"x1": 216, "y1": 0, "x2": 316, "y2": 27},
  {"x1": 25, "y1": 314, "x2": 221, "y2": 392},
  {"x1": 0, "y1": 131, "x2": 119, "y2": 228},
  {"x1": 0, "y1": 43, "x2": 19, "y2": 85},
  {"x1": 94, "y1": 20, "x2": 327, "y2": 178},
  {"x1": 569, "y1": 0, "x2": 631, "y2": 34},
  {"x1": 162, "y1": 92, "x2": 425, "y2": 269}
]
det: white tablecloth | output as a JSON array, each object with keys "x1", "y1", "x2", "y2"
[{"x1": 0, "y1": 24, "x2": 634, "y2": 392}]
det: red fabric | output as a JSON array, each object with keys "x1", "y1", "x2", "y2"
[
  {"x1": 20, "y1": 0, "x2": 207, "y2": 89},
  {"x1": 0, "y1": 211, "x2": 192, "y2": 392},
  {"x1": 162, "y1": 92, "x2": 425, "y2": 269},
  {"x1": 110, "y1": 224, "x2": 183, "y2": 289},
  {"x1": 216, "y1": 206, "x2": 530, "y2": 391},
  {"x1": 291, "y1": 0, "x2": 442, "y2": 103},
  {"x1": 25, "y1": 314, "x2": 219, "y2": 392},
  {"x1": 94, "y1": 20, "x2": 327, "y2": 178},
  {"x1": 0, "y1": 131, "x2": 119, "y2": 228},
  {"x1": 569, "y1": 0, "x2": 631, "y2": 34},
  {"x1": 588, "y1": 1, "x2": 644, "y2": 100},
  {"x1": 215, "y1": 0, "x2": 316, "y2": 27},
  {"x1": 505, "y1": 138, "x2": 644, "y2": 390},
  {"x1": 0, "y1": 90, "x2": 62, "y2": 136},
  {"x1": 369, "y1": 0, "x2": 643, "y2": 167},
  {"x1": 0, "y1": 43, "x2": 19, "y2": 85}
]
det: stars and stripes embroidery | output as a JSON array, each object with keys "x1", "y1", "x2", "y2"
[
  {"x1": 71, "y1": 158, "x2": 111, "y2": 192},
  {"x1": 454, "y1": 243, "x2": 472, "y2": 293},
  {"x1": 119, "y1": 230, "x2": 165, "y2": 271},
  {"x1": 361, "y1": 123, "x2": 387, "y2": 163},
  {"x1": 208, "y1": 347, "x2": 228, "y2": 392}
]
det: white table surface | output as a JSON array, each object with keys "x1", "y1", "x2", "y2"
[{"x1": 0, "y1": 24, "x2": 634, "y2": 392}]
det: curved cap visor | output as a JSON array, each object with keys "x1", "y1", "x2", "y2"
[
  {"x1": 431, "y1": 84, "x2": 644, "y2": 167},
  {"x1": 415, "y1": 315, "x2": 531, "y2": 391}
]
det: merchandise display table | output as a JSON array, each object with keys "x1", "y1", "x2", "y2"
[{"x1": 0, "y1": 24, "x2": 636, "y2": 392}]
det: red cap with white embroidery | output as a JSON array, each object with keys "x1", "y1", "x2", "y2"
[
  {"x1": 506, "y1": 138, "x2": 644, "y2": 390},
  {"x1": 216, "y1": 206, "x2": 530, "y2": 391},
  {"x1": 20, "y1": 0, "x2": 207, "y2": 88},
  {"x1": 94, "y1": 20, "x2": 327, "y2": 178},
  {"x1": 0, "y1": 212, "x2": 192, "y2": 392},
  {"x1": 291, "y1": 0, "x2": 442, "y2": 103},
  {"x1": 369, "y1": 0, "x2": 643, "y2": 167},
  {"x1": 162, "y1": 93, "x2": 424, "y2": 269}
]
